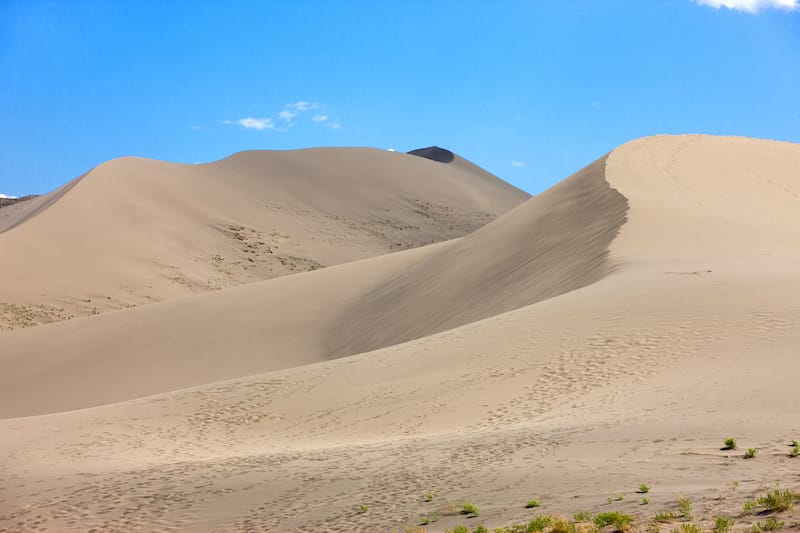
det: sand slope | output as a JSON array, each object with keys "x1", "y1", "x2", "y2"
[
  {"x1": 1, "y1": 135, "x2": 799, "y2": 532},
  {"x1": 0, "y1": 148, "x2": 527, "y2": 330}
]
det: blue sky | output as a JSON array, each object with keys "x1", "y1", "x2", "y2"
[{"x1": 1, "y1": 0, "x2": 798, "y2": 197}]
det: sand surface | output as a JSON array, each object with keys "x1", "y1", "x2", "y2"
[{"x1": 1, "y1": 135, "x2": 799, "y2": 532}]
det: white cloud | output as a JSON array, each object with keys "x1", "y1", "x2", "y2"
[
  {"x1": 0, "y1": 193, "x2": 18, "y2": 199},
  {"x1": 236, "y1": 117, "x2": 274, "y2": 130},
  {"x1": 278, "y1": 110, "x2": 296, "y2": 122},
  {"x1": 312, "y1": 114, "x2": 328, "y2": 123},
  {"x1": 326, "y1": 120, "x2": 341, "y2": 129},
  {"x1": 693, "y1": 0, "x2": 798, "y2": 12},
  {"x1": 511, "y1": 161, "x2": 525, "y2": 168},
  {"x1": 387, "y1": 148, "x2": 396, "y2": 152},
  {"x1": 286, "y1": 101, "x2": 317, "y2": 111}
]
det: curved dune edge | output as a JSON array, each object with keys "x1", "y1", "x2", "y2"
[{"x1": 0, "y1": 171, "x2": 88, "y2": 234}]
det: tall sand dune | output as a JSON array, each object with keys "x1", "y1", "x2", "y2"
[
  {"x1": 1, "y1": 135, "x2": 799, "y2": 532},
  {"x1": 0, "y1": 148, "x2": 527, "y2": 330}
]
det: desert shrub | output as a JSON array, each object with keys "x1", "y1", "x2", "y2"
[
  {"x1": 527, "y1": 515, "x2": 553, "y2": 532},
  {"x1": 792, "y1": 439, "x2": 799, "y2": 448},
  {"x1": 420, "y1": 516, "x2": 429, "y2": 525},
  {"x1": 790, "y1": 445, "x2": 799, "y2": 458},
  {"x1": 713, "y1": 516, "x2": 735, "y2": 533},
  {"x1": 745, "y1": 448, "x2": 758, "y2": 459},
  {"x1": 757, "y1": 488, "x2": 795, "y2": 511},
  {"x1": 642, "y1": 497, "x2": 650, "y2": 505},
  {"x1": 424, "y1": 491, "x2": 434, "y2": 502},
  {"x1": 673, "y1": 524, "x2": 701, "y2": 533},
  {"x1": 639, "y1": 484, "x2": 650, "y2": 493},
  {"x1": 359, "y1": 503, "x2": 367, "y2": 513},
  {"x1": 724, "y1": 437, "x2": 737, "y2": 450},
  {"x1": 753, "y1": 517, "x2": 784, "y2": 532},
  {"x1": 446, "y1": 526, "x2": 469, "y2": 533},
  {"x1": 743, "y1": 501, "x2": 758, "y2": 514},
  {"x1": 614, "y1": 494, "x2": 624, "y2": 501},
  {"x1": 462, "y1": 502, "x2": 480, "y2": 516},
  {"x1": 574, "y1": 511, "x2": 593, "y2": 522},
  {"x1": 678, "y1": 497, "x2": 693, "y2": 519},
  {"x1": 526, "y1": 500, "x2": 542, "y2": 508},
  {"x1": 550, "y1": 517, "x2": 576, "y2": 533},
  {"x1": 473, "y1": 525, "x2": 488, "y2": 533},
  {"x1": 654, "y1": 511, "x2": 677, "y2": 523},
  {"x1": 594, "y1": 511, "x2": 634, "y2": 531}
]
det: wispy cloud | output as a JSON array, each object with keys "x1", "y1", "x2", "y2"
[
  {"x1": 278, "y1": 110, "x2": 296, "y2": 122},
  {"x1": 235, "y1": 117, "x2": 274, "y2": 130},
  {"x1": 511, "y1": 161, "x2": 525, "y2": 168},
  {"x1": 286, "y1": 101, "x2": 317, "y2": 111},
  {"x1": 224, "y1": 101, "x2": 339, "y2": 132},
  {"x1": 693, "y1": 0, "x2": 798, "y2": 12}
]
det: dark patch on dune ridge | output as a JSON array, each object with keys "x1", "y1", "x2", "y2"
[{"x1": 407, "y1": 146, "x2": 455, "y2": 163}]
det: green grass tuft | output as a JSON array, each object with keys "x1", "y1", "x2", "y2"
[
  {"x1": 654, "y1": 511, "x2": 677, "y2": 523},
  {"x1": 462, "y1": 502, "x2": 480, "y2": 516},
  {"x1": 594, "y1": 511, "x2": 634, "y2": 532},
  {"x1": 713, "y1": 516, "x2": 735, "y2": 533},
  {"x1": 757, "y1": 488, "x2": 795, "y2": 512},
  {"x1": 526, "y1": 500, "x2": 542, "y2": 508},
  {"x1": 745, "y1": 448, "x2": 758, "y2": 459},
  {"x1": 678, "y1": 497, "x2": 693, "y2": 519},
  {"x1": 639, "y1": 484, "x2": 650, "y2": 494},
  {"x1": 724, "y1": 437, "x2": 737, "y2": 450}
]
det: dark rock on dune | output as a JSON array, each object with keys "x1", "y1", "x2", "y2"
[{"x1": 407, "y1": 146, "x2": 455, "y2": 163}]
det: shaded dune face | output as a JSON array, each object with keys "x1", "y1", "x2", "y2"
[{"x1": 326, "y1": 155, "x2": 629, "y2": 358}]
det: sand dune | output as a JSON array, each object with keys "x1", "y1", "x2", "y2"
[
  {"x1": 1, "y1": 135, "x2": 799, "y2": 532},
  {"x1": 0, "y1": 148, "x2": 527, "y2": 330}
]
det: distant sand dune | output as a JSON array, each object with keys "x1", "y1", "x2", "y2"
[{"x1": 0, "y1": 148, "x2": 527, "y2": 330}]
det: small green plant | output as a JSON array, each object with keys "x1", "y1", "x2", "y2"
[
  {"x1": 424, "y1": 491, "x2": 434, "y2": 502},
  {"x1": 526, "y1": 499, "x2": 542, "y2": 508},
  {"x1": 792, "y1": 439, "x2": 799, "y2": 448},
  {"x1": 527, "y1": 515, "x2": 554, "y2": 532},
  {"x1": 678, "y1": 497, "x2": 693, "y2": 519},
  {"x1": 757, "y1": 488, "x2": 796, "y2": 511},
  {"x1": 462, "y1": 502, "x2": 480, "y2": 516},
  {"x1": 574, "y1": 511, "x2": 593, "y2": 522},
  {"x1": 420, "y1": 516, "x2": 429, "y2": 525},
  {"x1": 732, "y1": 480, "x2": 740, "y2": 490},
  {"x1": 607, "y1": 497, "x2": 613, "y2": 504},
  {"x1": 743, "y1": 500, "x2": 758, "y2": 514},
  {"x1": 358, "y1": 503, "x2": 367, "y2": 513},
  {"x1": 790, "y1": 445, "x2": 799, "y2": 458},
  {"x1": 714, "y1": 516, "x2": 735, "y2": 533},
  {"x1": 551, "y1": 517, "x2": 577, "y2": 533},
  {"x1": 655, "y1": 511, "x2": 677, "y2": 523},
  {"x1": 446, "y1": 526, "x2": 469, "y2": 533},
  {"x1": 642, "y1": 497, "x2": 650, "y2": 505},
  {"x1": 639, "y1": 484, "x2": 650, "y2": 494},
  {"x1": 674, "y1": 524, "x2": 701, "y2": 533},
  {"x1": 724, "y1": 437, "x2": 738, "y2": 450},
  {"x1": 473, "y1": 525, "x2": 489, "y2": 533},
  {"x1": 594, "y1": 511, "x2": 634, "y2": 531},
  {"x1": 754, "y1": 518, "x2": 784, "y2": 531},
  {"x1": 745, "y1": 448, "x2": 758, "y2": 459}
]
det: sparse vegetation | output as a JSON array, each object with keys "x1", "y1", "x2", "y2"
[
  {"x1": 420, "y1": 516, "x2": 429, "y2": 525},
  {"x1": 358, "y1": 502, "x2": 367, "y2": 513},
  {"x1": 446, "y1": 526, "x2": 469, "y2": 533},
  {"x1": 655, "y1": 511, "x2": 677, "y2": 523},
  {"x1": 594, "y1": 511, "x2": 634, "y2": 531},
  {"x1": 724, "y1": 437, "x2": 738, "y2": 450},
  {"x1": 462, "y1": 502, "x2": 480, "y2": 516},
  {"x1": 790, "y1": 445, "x2": 799, "y2": 458},
  {"x1": 639, "y1": 484, "x2": 650, "y2": 494},
  {"x1": 792, "y1": 440, "x2": 799, "y2": 448},
  {"x1": 473, "y1": 525, "x2": 488, "y2": 533},
  {"x1": 526, "y1": 500, "x2": 542, "y2": 508},
  {"x1": 745, "y1": 448, "x2": 758, "y2": 459},
  {"x1": 678, "y1": 497, "x2": 693, "y2": 519},
  {"x1": 642, "y1": 497, "x2": 650, "y2": 505},
  {"x1": 714, "y1": 516, "x2": 735, "y2": 533},
  {"x1": 753, "y1": 518, "x2": 784, "y2": 532},
  {"x1": 673, "y1": 524, "x2": 701, "y2": 533},
  {"x1": 527, "y1": 515, "x2": 554, "y2": 532},
  {"x1": 743, "y1": 501, "x2": 758, "y2": 515},
  {"x1": 574, "y1": 511, "x2": 593, "y2": 522},
  {"x1": 424, "y1": 491, "x2": 434, "y2": 502},
  {"x1": 757, "y1": 488, "x2": 796, "y2": 512},
  {"x1": 614, "y1": 494, "x2": 624, "y2": 501}
]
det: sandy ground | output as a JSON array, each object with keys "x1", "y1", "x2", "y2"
[{"x1": 1, "y1": 135, "x2": 799, "y2": 532}]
